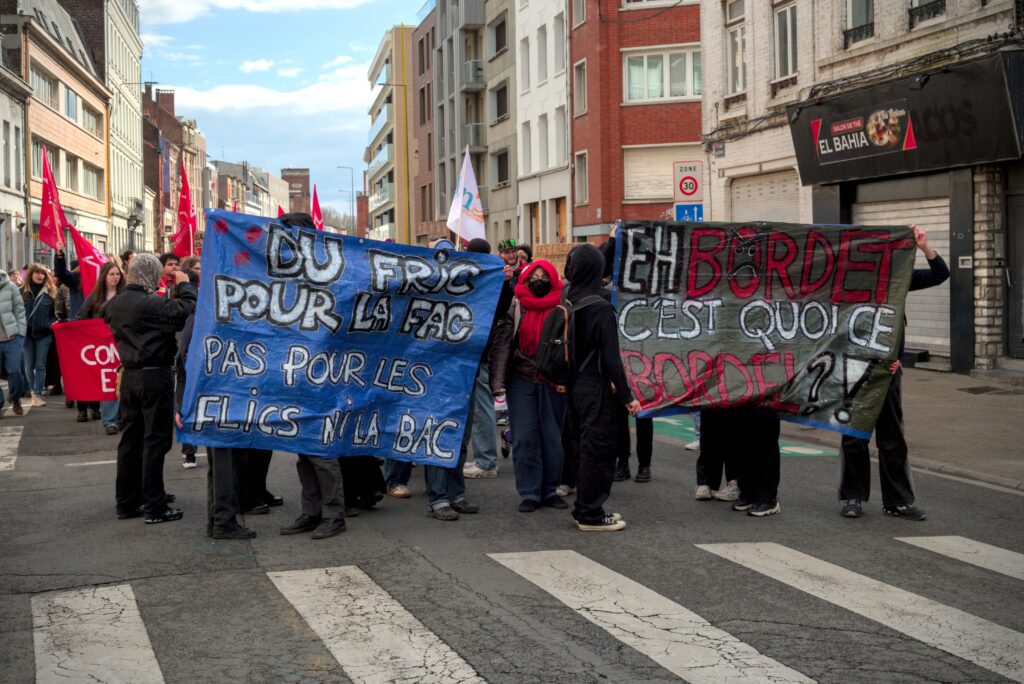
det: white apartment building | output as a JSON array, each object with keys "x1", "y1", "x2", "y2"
[
  {"x1": 0, "y1": 60, "x2": 29, "y2": 271},
  {"x1": 701, "y1": 0, "x2": 1022, "y2": 373},
  {"x1": 483, "y1": 0, "x2": 517, "y2": 246},
  {"x1": 515, "y1": 0, "x2": 571, "y2": 244}
]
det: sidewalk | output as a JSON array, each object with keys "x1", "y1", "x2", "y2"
[{"x1": 782, "y1": 368, "x2": 1024, "y2": 490}]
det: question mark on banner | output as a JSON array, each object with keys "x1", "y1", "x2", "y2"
[
  {"x1": 834, "y1": 354, "x2": 881, "y2": 424},
  {"x1": 800, "y1": 351, "x2": 836, "y2": 416}
]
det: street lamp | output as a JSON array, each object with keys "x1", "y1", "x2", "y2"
[{"x1": 338, "y1": 165, "x2": 355, "y2": 232}]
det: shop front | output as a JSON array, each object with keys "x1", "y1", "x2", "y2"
[{"x1": 788, "y1": 50, "x2": 1024, "y2": 373}]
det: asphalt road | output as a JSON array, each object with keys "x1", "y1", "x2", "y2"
[{"x1": 1, "y1": 403, "x2": 1022, "y2": 683}]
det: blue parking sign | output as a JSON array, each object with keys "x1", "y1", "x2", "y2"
[{"x1": 674, "y1": 203, "x2": 704, "y2": 222}]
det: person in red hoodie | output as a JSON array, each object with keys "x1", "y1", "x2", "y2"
[{"x1": 489, "y1": 259, "x2": 569, "y2": 513}]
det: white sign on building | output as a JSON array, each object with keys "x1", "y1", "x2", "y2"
[{"x1": 672, "y1": 160, "x2": 704, "y2": 203}]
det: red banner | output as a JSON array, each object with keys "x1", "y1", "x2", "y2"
[
  {"x1": 311, "y1": 184, "x2": 324, "y2": 231},
  {"x1": 69, "y1": 226, "x2": 107, "y2": 296},
  {"x1": 173, "y1": 158, "x2": 196, "y2": 257},
  {"x1": 52, "y1": 319, "x2": 120, "y2": 401}
]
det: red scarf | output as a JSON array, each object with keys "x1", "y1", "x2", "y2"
[{"x1": 513, "y1": 260, "x2": 563, "y2": 357}]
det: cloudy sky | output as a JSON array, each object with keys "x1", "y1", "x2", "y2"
[{"x1": 138, "y1": 0, "x2": 419, "y2": 215}]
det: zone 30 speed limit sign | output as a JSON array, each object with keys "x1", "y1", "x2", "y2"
[{"x1": 673, "y1": 160, "x2": 703, "y2": 203}]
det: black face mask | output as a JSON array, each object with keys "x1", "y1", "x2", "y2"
[{"x1": 527, "y1": 279, "x2": 552, "y2": 297}]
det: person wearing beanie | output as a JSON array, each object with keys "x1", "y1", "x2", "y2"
[
  {"x1": 466, "y1": 237, "x2": 491, "y2": 254},
  {"x1": 103, "y1": 253, "x2": 196, "y2": 524}
]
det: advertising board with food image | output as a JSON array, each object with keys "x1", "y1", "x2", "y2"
[{"x1": 811, "y1": 100, "x2": 917, "y2": 165}]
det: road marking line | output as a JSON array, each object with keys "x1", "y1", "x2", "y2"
[
  {"x1": 907, "y1": 466, "x2": 1024, "y2": 497},
  {"x1": 0, "y1": 426, "x2": 23, "y2": 471},
  {"x1": 65, "y1": 453, "x2": 206, "y2": 467},
  {"x1": 895, "y1": 536, "x2": 1024, "y2": 581},
  {"x1": 267, "y1": 566, "x2": 485, "y2": 684},
  {"x1": 31, "y1": 583, "x2": 164, "y2": 684},
  {"x1": 490, "y1": 550, "x2": 811, "y2": 683},
  {"x1": 698, "y1": 542, "x2": 1024, "y2": 682}
]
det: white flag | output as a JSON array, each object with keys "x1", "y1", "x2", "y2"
[{"x1": 446, "y1": 147, "x2": 486, "y2": 242}]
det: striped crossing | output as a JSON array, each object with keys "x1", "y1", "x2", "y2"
[
  {"x1": 0, "y1": 425, "x2": 23, "y2": 471},
  {"x1": 490, "y1": 549, "x2": 812, "y2": 683},
  {"x1": 698, "y1": 542, "x2": 1024, "y2": 682},
  {"x1": 895, "y1": 536, "x2": 1024, "y2": 581},
  {"x1": 267, "y1": 566, "x2": 485, "y2": 684}
]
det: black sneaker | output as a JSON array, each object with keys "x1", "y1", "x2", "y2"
[
  {"x1": 116, "y1": 505, "x2": 144, "y2": 520},
  {"x1": 576, "y1": 515, "x2": 627, "y2": 532},
  {"x1": 90, "y1": 409, "x2": 101, "y2": 421},
  {"x1": 732, "y1": 498, "x2": 752, "y2": 512},
  {"x1": 280, "y1": 514, "x2": 322, "y2": 535},
  {"x1": 748, "y1": 500, "x2": 781, "y2": 517},
  {"x1": 518, "y1": 499, "x2": 539, "y2": 513},
  {"x1": 144, "y1": 507, "x2": 184, "y2": 524},
  {"x1": 213, "y1": 525, "x2": 257, "y2": 540},
  {"x1": 76, "y1": 410, "x2": 88, "y2": 423},
  {"x1": 613, "y1": 463, "x2": 631, "y2": 482},
  {"x1": 243, "y1": 503, "x2": 271, "y2": 515},
  {"x1": 311, "y1": 518, "x2": 347, "y2": 539},
  {"x1": 451, "y1": 499, "x2": 479, "y2": 514},
  {"x1": 542, "y1": 496, "x2": 569, "y2": 509},
  {"x1": 841, "y1": 499, "x2": 863, "y2": 518},
  {"x1": 634, "y1": 466, "x2": 651, "y2": 483},
  {"x1": 883, "y1": 504, "x2": 927, "y2": 521}
]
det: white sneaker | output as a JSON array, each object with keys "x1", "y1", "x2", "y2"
[
  {"x1": 555, "y1": 484, "x2": 574, "y2": 497},
  {"x1": 463, "y1": 463, "x2": 497, "y2": 478},
  {"x1": 31, "y1": 394, "x2": 46, "y2": 407},
  {"x1": 387, "y1": 484, "x2": 412, "y2": 498},
  {"x1": 684, "y1": 439, "x2": 700, "y2": 451},
  {"x1": 713, "y1": 480, "x2": 740, "y2": 502},
  {"x1": 695, "y1": 485, "x2": 712, "y2": 500}
]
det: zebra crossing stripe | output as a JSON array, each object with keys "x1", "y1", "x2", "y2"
[
  {"x1": 267, "y1": 566, "x2": 485, "y2": 684},
  {"x1": 895, "y1": 536, "x2": 1024, "y2": 581},
  {"x1": 490, "y1": 550, "x2": 812, "y2": 683},
  {"x1": 0, "y1": 426, "x2": 23, "y2": 471},
  {"x1": 698, "y1": 542, "x2": 1024, "y2": 682},
  {"x1": 31, "y1": 584, "x2": 164, "y2": 684}
]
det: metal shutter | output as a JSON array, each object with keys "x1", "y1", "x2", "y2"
[
  {"x1": 852, "y1": 198, "x2": 951, "y2": 357},
  {"x1": 730, "y1": 170, "x2": 801, "y2": 223},
  {"x1": 623, "y1": 145, "x2": 701, "y2": 201}
]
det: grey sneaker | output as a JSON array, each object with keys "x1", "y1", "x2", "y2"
[
  {"x1": 713, "y1": 480, "x2": 740, "y2": 501},
  {"x1": 695, "y1": 485, "x2": 713, "y2": 501},
  {"x1": 883, "y1": 504, "x2": 926, "y2": 521},
  {"x1": 841, "y1": 499, "x2": 863, "y2": 518},
  {"x1": 429, "y1": 505, "x2": 459, "y2": 521}
]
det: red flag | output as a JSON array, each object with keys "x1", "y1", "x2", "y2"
[
  {"x1": 52, "y1": 319, "x2": 120, "y2": 401},
  {"x1": 68, "y1": 226, "x2": 107, "y2": 295},
  {"x1": 277, "y1": 205, "x2": 285, "y2": 217},
  {"x1": 40, "y1": 147, "x2": 70, "y2": 250},
  {"x1": 232, "y1": 200, "x2": 238, "y2": 212},
  {"x1": 173, "y1": 159, "x2": 196, "y2": 257},
  {"x1": 312, "y1": 185, "x2": 323, "y2": 231}
]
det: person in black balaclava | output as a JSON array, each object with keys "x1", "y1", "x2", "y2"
[{"x1": 563, "y1": 244, "x2": 640, "y2": 532}]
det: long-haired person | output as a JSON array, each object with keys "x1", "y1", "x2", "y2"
[
  {"x1": 75, "y1": 262, "x2": 126, "y2": 433},
  {"x1": 20, "y1": 264, "x2": 57, "y2": 407}
]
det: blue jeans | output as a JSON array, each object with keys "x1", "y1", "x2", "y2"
[
  {"x1": 0, "y1": 335, "x2": 25, "y2": 404},
  {"x1": 507, "y1": 373, "x2": 566, "y2": 502},
  {"x1": 23, "y1": 335, "x2": 52, "y2": 395},
  {"x1": 424, "y1": 386, "x2": 473, "y2": 508},
  {"x1": 470, "y1": 362, "x2": 498, "y2": 470},
  {"x1": 383, "y1": 459, "x2": 412, "y2": 488},
  {"x1": 100, "y1": 399, "x2": 120, "y2": 428}
]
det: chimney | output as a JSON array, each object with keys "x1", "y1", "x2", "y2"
[{"x1": 156, "y1": 89, "x2": 175, "y2": 117}]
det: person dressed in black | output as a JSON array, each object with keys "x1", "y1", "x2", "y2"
[
  {"x1": 103, "y1": 253, "x2": 195, "y2": 524},
  {"x1": 563, "y1": 244, "x2": 640, "y2": 532},
  {"x1": 726, "y1": 407, "x2": 782, "y2": 517},
  {"x1": 839, "y1": 225, "x2": 949, "y2": 521}
]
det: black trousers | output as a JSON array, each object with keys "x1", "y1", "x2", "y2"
[
  {"x1": 568, "y1": 373, "x2": 621, "y2": 524},
  {"x1": 615, "y1": 415, "x2": 653, "y2": 469},
  {"x1": 696, "y1": 409, "x2": 740, "y2": 490},
  {"x1": 206, "y1": 447, "x2": 244, "y2": 532},
  {"x1": 839, "y1": 370, "x2": 914, "y2": 506},
  {"x1": 116, "y1": 368, "x2": 174, "y2": 516},
  {"x1": 296, "y1": 455, "x2": 344, "y2": 520},
  {"x1": 729, "y1": 407, "x2": 780, "y2": 504},
  {"x1": 239, "y1": 448, "x2": 273, "y2": 508}
]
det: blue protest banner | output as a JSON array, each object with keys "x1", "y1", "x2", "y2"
[{"x1": 178, "y1": 210, "x2": 504, "y2": 467}]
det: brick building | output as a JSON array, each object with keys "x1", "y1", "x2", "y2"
[
  {"x1": 281, "y1": 168, "x2": 310, "y2": 214},
  {"x1": 569, "y1": 0, "x2": 702, "y2": 241},
  {"x1": 411, "y1": 2, "x2": 445, "y2": 244}
]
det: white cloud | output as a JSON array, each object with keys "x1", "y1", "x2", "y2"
[
  {"x1": 141, "y1": 32, "x2": 172, "y2": 49},
  {"x1": 139, "y1": 0, "x2": 374, "y2": 26},
  {"x1": 321, "y1": 55, "x2": 352, "y2": 69},
  {"x1": 165, "y1": 52, "x2": 204, "y2": 65},
  {"x1": 278, "y1": 66, "x2": 304, "y2": 78},
  {"x1": 240, "y1": 59, "x2": 274, "y2": 73}
]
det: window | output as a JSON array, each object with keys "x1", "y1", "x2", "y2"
[
  {"x1": 520, "y1": 38, "x2": 530, "y2": 90},
  {"x1": 555, "y1": 107, "x2": 567, "y2": 164},
  {"x1": 491, "y1": 81, "x2": 509, "y2": 122},
  {"x1": 31, "y1": 139, "x2": 44, "y2": 178},
  {"x1": 2, "y1": 122, "x2": 8, "y2": 188},
  {"x1": 573, "y1": 0, "x2": 586, "y2": 27},
  {"x1": 521, "y1": 122, "x2": 532, "y2": 174},
  {"x1": 573, "y1": 60, "x2": 587, "y2": 114},
  {"x1": 554, "y1": 14, "x2": 566, "y2": 72},
  {"x1": 491, "y1": 16, "x2": 508, "y2": 56},
  {"x1": 64, "y1": 154, "x2": 78, "y2": 192},
  {"x1": 909, "y1": 0, "x2": 943, "y2": 29},
  {"x1": 538, "y1": 115, "x2": 549, "y2": 169},
  {"x1": 849, "y1": 0, "x2": 873, "y2": 28},
  {"x1": 83, "y1": 163, "x2": 102, "y2": 200},
  {"x1": 418, "y1": 37, "x2": 426, "y2": 76},
  {"x1": 726, "y1": 0, "x2": 744, "y2": 22},
  {"x1": 775, "y1": 5, "x2": 797, "y2": 79},
  {"x1": 727, "y1": 25, "x2": 746, "y2": 94},
  {"x1": 624, "y1": 47, "x2": 701, "y2": 102},
  {"x1": 30, "y1": 65, "x2": 57, "y2": 108},
  {"x1": 419, "y1": 87, "x2": 427, "y2": 125},
  {"x1": 14, "y1": 126, "x2": 21, "y2": 189},
  {"x1": 537, "y1": 26, "x2": 548, "y2": 83},
  {"x1": 574, "y1": 151, "x2": 588, "y2": 204},
  {"x1": 494, "y1": 149, "x2": 510, "y2": 185},
  {"x1": 83, "y1": 105, "x2": 102, "y2": 138}
]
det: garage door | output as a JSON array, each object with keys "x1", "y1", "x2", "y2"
[
  {"x1": 730, "y1": 170, "x2": 801, "y2": 223},
  {"x1": 852, "y1": 198, "x2": 950, "y2": 358}
]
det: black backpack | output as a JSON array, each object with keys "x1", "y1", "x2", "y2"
[{"x1": 535, "y1": 294, "x2": 605, "y2": 387}]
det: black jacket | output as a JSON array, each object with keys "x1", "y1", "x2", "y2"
[
  {"x1": 101, "y1": 283, "x2": 197, "y2": 369},
  {"x1": 54, "y1": 252, "x2": 84, "y2": 318},
  {"x1": 23, "y1": 286, "x2": 56, "y2": 338},
  {"x1": 489, "y1": 300, "x2": 544, "y2": 392}
]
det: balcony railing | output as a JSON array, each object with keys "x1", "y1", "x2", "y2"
[
  {"x1": 367, "y1": 144, "x2": 393, "y2": 178},
  {"x1": 843, "y1": 22, "x2": 874, "y2": 49},
  {"x1": 374, "y1": 63, "x2": 392, "y2": 88},
  {"x1": 909, "y1": 0, "x2": 945, "y2": 29},
  {"x1": 416, "y1": 0, "x2": 435, "y2": 22},
  {"x1": 368, "y1": 223, "x2": 394, "y2": 242},
  {"x1": 465, "y1": 122, "x2": 486, "y2": 148},
  {"x1": 369, "y1": 183, "x2": 395, "y2": 212},
  {"x1": 461, "y1": 60, "x2": 485, "y2": 90},
  {"x1": 367, "y1": 103, "x2": 392, "y2": 144}
]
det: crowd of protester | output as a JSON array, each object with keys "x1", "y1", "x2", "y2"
[{"x1": 0, "y1": 215, "x2": 949, "y2": 539}]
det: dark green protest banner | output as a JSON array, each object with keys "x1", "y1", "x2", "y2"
[{"x1": 613, "y1": 221, "x2": 917, "y2": 438}]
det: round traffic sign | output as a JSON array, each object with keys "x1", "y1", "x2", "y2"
[{"x1": 679, "y1": 176, "x2": 698, "y2": 196}]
